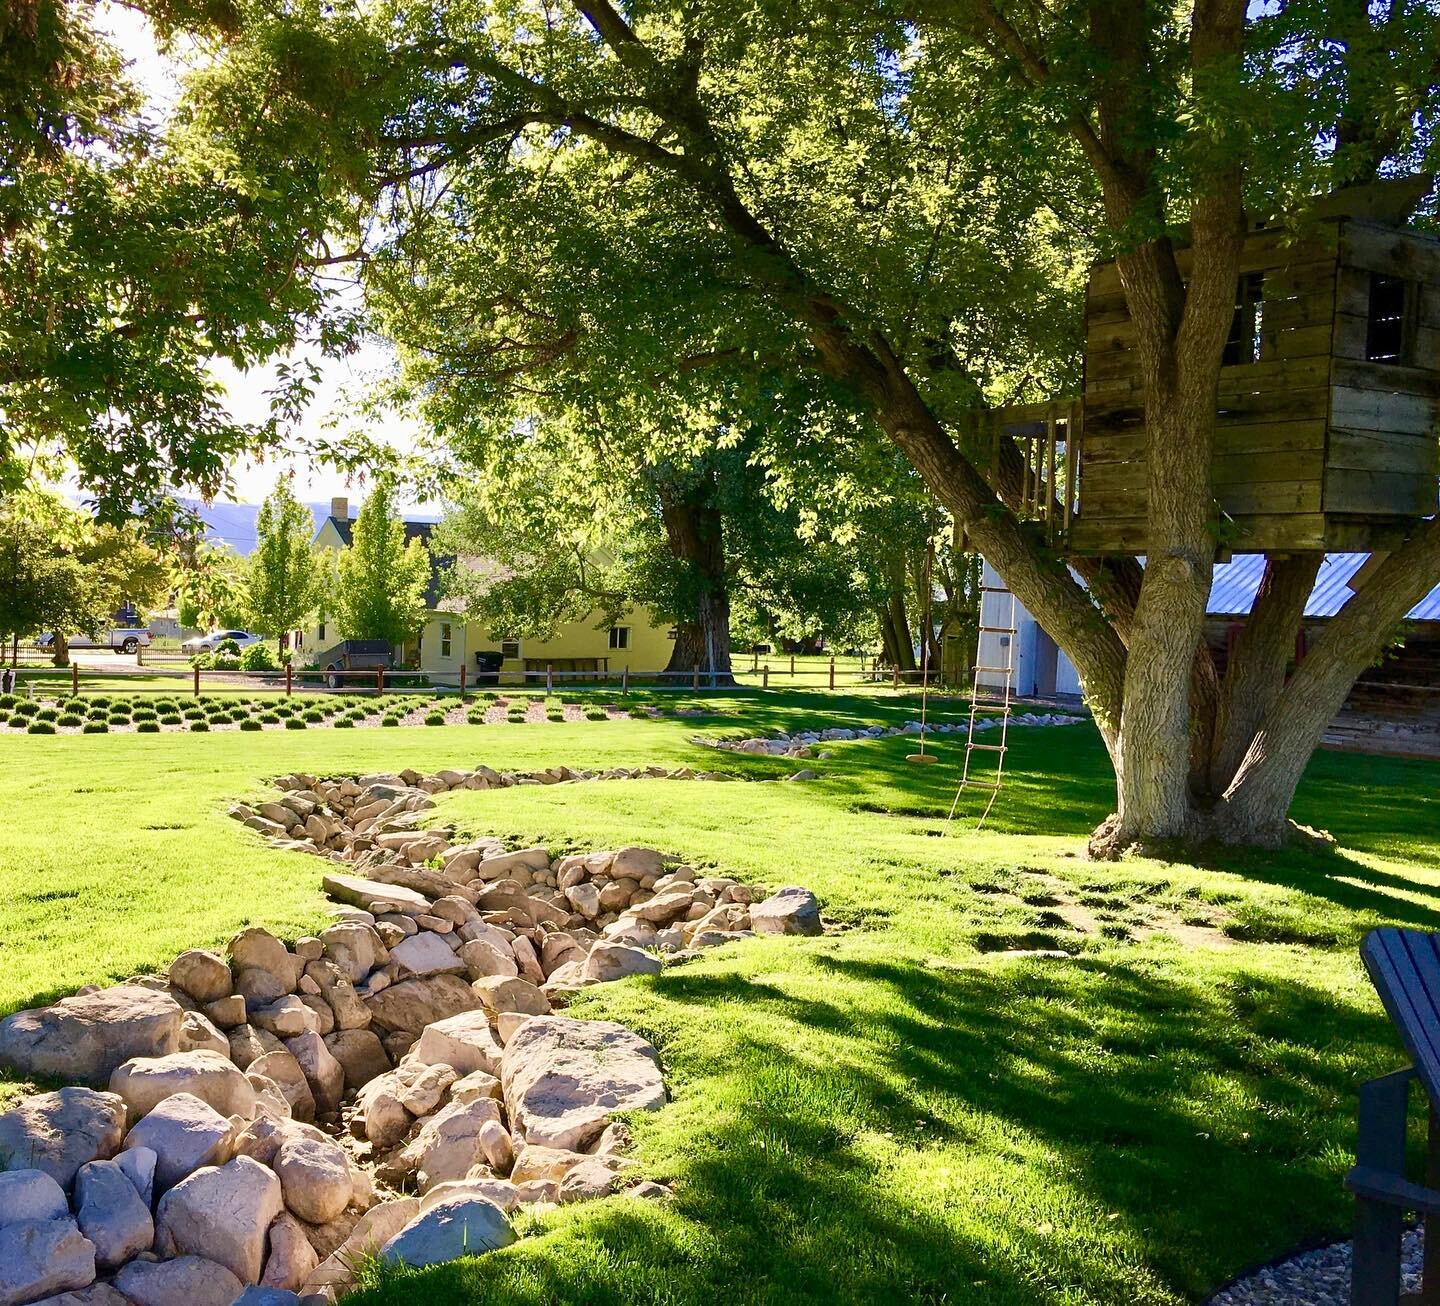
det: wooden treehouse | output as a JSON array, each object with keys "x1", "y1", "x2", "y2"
[{"x1": 981, "y1": 189, "x2": 1440, "y2": 556}]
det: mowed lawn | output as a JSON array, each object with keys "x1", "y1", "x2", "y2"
[{"x1": 2, "y1": 689, "x2": 1439, "y2": 1303}]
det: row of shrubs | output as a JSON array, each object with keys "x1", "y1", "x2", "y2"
[{"x1": 0, "y1": 688, "x2": 710, "y2": 733}]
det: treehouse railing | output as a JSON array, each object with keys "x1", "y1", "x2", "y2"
[{"x1": 960, "y1": 398, "x2": 1083, "y2": 543}]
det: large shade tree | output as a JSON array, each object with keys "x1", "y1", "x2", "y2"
[
  {"x1": 245, "y1": 481, "x2": 323, "y2": 648},
  {"x1": 2, "y1": 0, "x2": 358, "y2": 515},
  {"x1": 193, "y1": 0, "x2": 1439, "y2": 851}
]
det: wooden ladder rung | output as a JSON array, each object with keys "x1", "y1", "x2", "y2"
[
  {"x1": 980, "y1": 585, "x2": 1012, "y2": 594},
  {"x1": 973, "y1": 665, "x2": 1013, "y2": 675},
  {"x1": 978, "y1": 626, "x2": 1017, "y2": 634},
  {"x1": 961, "y1": 780, "x2": 1000, "y2": 790},
  {"x1": 967, "y1": 742, "x2": 1007, "y2": 753}
]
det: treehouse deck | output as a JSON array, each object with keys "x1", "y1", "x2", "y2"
[{"x1": 993, "y1": 204, "x2": 1440, "y2": 557}]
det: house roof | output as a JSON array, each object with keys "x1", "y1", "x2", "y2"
[
  {"x1": 1208, "y1": 552, "x2": 1440, "y2": 622},
  {"x1": 322, "y1": 516, "x2": 450, "y2": 611}
]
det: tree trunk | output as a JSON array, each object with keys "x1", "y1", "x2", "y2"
[
  {"x1": 882, "y1": 554, "x2": 917, "y2": 671},
  {"x1": 1214, "y1": 518, "x2": 1440, "y2": 844},
  {"x1": 50, "y1": 631, "x2": 70, "y2": 668},
  {"x1": 657, "y1": 476, "x2": 734, "y2": 685}
]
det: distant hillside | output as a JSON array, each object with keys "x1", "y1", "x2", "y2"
[{"x1": 180, "y1": 499, "x2": 440, "y2": 556}]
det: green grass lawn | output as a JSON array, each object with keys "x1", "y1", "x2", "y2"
[{"x1": 1, "y1": 689, "x2": 1437, "y2": 1303}]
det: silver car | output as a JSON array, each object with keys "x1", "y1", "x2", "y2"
[{"x1": 182, "y1": 629, "x2": 264, "y2": 654}]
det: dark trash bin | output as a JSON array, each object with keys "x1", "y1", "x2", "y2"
[{"x1": 474, "y1": 650, "x2": 505, "y2": 685}]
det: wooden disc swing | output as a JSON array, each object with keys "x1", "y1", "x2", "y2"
[{"x1": 905, "y1": 535, "x2": 939, "y2": 765}]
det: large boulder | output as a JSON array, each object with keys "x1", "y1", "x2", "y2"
[
  {"x1": 155, "y1": 1156, "x2": 283, "y2": 1285},
  {"x1": 470, "y1": 976, "x2": 549, "y2": 1019},
  {"x1": 749, "y1": 886, "x2": 822, "y2": 936},
  {"x1": 23, "y1": 1286, "x2": 130, "y2": 1306},
  {"x1": 407, "y1": 1098, "x2": 505, "y2": 1191},
  {"x1": 411, "y1": 1012, "x2": 503, "y2": 1077},
  {"x1": 0, "y1": 1170, "x2": 67, "y2": 1223},
  {"x1": 176, "y1": 1011, "x2": 231, "y2": 1059},
  {"x1": 0, "y1": 1090, "x2": 126, "y2": 1191},
  {"x1": 323, "y1": 1030, "x2": 389, "y2": 1093},
  {"x1": 109, "y1": 1050, "x2": 256, "y2": 1126},
  {"x1": 363, "y1": 975, "x2": 480, "y2": 1035},
  {"x1": 74, "y1": 1159, "x2": 153, "y2": 1269},
  {"x1": 501, "y1": 1016, "x2": 665, "y2": 1152},
  {"x1": 317, "y1": 924, "x2": 387, "y2": 986},
  {"x1": 114, "y1": 1255, "x2": 243, "y2": 1306},
  {"x1": 272, "y1": 1135, "x2": 351, "y2": 1225},
  {"x1": 379, "y1": 1197, "x2": 515, "y2": 1268},
  {"x1": 0, "y1": 1218, "x2": 95, "y2": 1306},
  {"x1": 121, "y1": 1093, "x2": 233, "y2": 1193},
  {"x1": 0, "y1": 987, "x2": 183, "y2": 1084},
  {"x1": 227, "y1": 929, "x2": 298, "y2": 992},
  {"x1": 321, "y1": 874, "x2": 431, "y2": 916},
  {"x1": 167, "y1": 952, "x2": 232, "y2": 1005},
  {"x1": 582, "y1": 943, "x2": 662, "y2": 983}
]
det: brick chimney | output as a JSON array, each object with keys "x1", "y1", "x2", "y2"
[{"x1": 330, "y1": 496, "x2": 349, "y2": 521}]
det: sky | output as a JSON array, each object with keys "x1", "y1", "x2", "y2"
[{"x1": 95, "y1": 3, "x2": 427, "y2": 511}]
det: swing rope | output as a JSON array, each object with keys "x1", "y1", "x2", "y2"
[{"x1": 906, "y1": 533, "x2": 938, "y2": 765}]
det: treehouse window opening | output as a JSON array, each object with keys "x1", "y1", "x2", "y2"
[
  {"x1": 1365, "y1": 273, "x2": 1412, "y2": 364},
  {"x1": 609, "y1": 626, "x2": 631, "y2": 650},
  {"x1": 1222, "y1": 272, "x2": 1265, "y2": 366}
]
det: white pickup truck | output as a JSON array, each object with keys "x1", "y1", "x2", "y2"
[{"x1": 36, "y1": 628, "x2": 152, "y2": 654}]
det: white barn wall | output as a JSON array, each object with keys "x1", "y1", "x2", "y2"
[{"x1": 976, "y1": 561, "x2": 1082, "y2": 698}]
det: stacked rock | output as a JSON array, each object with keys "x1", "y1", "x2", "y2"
[
  {"x1": 710, "y1": 713, "x2": 1087, "y2": 758},
  {"x1": 0, "y1": 800, "x2": 825, "y2": 1306}
]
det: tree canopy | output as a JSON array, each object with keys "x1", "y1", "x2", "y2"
[{"x1": 245, "y1": 481, "x2": 323, "y2": 644}]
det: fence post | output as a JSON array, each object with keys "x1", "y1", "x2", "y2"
[
  {"x1": 376, "y1": 666, "x2": 384, "y2": 694},
  {"x1": 692, "y1": 667, "x2": 700, "y2": 690},
  {"x1": 71, "y1": 663, "x2": 79, "y2": 696},
  {"x1": 790, "y1": 653, "x2": 795, "y2": 677},
  {"x1": 752, "y1": 649, "x2": 758, "y2": 673},
  {"x1": 892, "y1": 663, "x2": 899, "y2": 691},
  {"x1": 193, "y1": 664, "x2": 200, "y2": 697},
  {"x1": 459, "y1": 664, "x2": 466, "y2": 700},
  {"x1": 285, "y1": 662, "x2": 292, "y2": 697},
  {"x1": 829, "y1": 656, "x2": 835, "y2": 690},
  {"x1": 136, "y1": 643, "x2": 143, "y2": 667},
  {"x1": 546, "y1": 664, "x2": 553, "y2": 695},
  {"x1": 762, "y1": 665, "x2": 769, "y2": 689}
]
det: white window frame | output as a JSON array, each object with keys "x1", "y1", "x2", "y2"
[{"x1": 609, "y1": 626, "x2": 631, "y2": 650}]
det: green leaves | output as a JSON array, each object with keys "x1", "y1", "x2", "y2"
[{"x1": 329, "y1": 477, "x2": 431, "y2": 645}]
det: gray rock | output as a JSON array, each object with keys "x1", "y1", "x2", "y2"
[
  {"x1": 114, "y1": 1254, "x2": 243, "y2": 1306},
  {"x1": 0, "y1": 1218, "x2": 95, "y2": 1306},
  {"x1": 272, "y1": 1135, "x2": 350, "y2": 1225},
  {"x1": 0, "y1": 1169, "x2": 68, "y2": 1224},
  {"x1": 388, "y1": 932, "x2": 465, "y2": 978},
  {"x1": 167, "y1": 952, "x2": 232, "y2": 1005},
  {"x1": 109, "y1": 1050, "x2": 256, "y2": 1126},
  {"x1": 74, "y1": 1159, "x2": 153, "y2": 1268},
  {"x1": 156, "y1": 1156, "x2": 282, "y2": 1285},
  {"x1": 235, "y1": 1290, "x2": 300, "y2": 1306},
  {"x1": 122, "y1": 1092, "x2": 233, "y2": 1193},
  {"x1": 379, "y1": 1196, "x2": 515, "y2": 1268},
  {"x1": 501, "y1": 1016, "x2": 665, "y2": 1152},
  {"x1": 0, "y1": 987, "x2": 183, "y2": 1085},
  {"x1": 109, "y1": 1149, "x2": 156, "y2": 1210},
  {"x1": 281, "y1": 1032, "x2": 344, "y2": 1118},
  {"x1": 0, "y1": 1089, "x2": 127, "y2": 1191},
  {"x1": 582, "y1": 942, "x2": 662, "y2": 983},
  {"x1": 322, "y1": 1029, "x2": 389, "y2": 1093},
  {"x1": 363, "y1": 975, "x2": 480, "y2": 1035},
  {"x1": 25, "y1": 1285, "x2": 131, "y2": 1306},
  {"x1": 257, "y1": 1211, "x2": 317, "y2": 1292},
  {"x1": 411, "y1": 1011, "x2": 503, "y2": 1077},
  {"x1": 749, "y1": 886, "x2": 822, "y2": 936}
]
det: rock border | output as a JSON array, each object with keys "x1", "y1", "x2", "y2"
[
  {"x1": 0, "y1": 766, "x2": 825, "y2": 1306},
  {"x1": 702, "y1": 712, "x2": 1086, "y2": 759}
]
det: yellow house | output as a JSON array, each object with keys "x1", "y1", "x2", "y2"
[{"x1": 300, "y1": 498, "x2": 676, "y2": 685}]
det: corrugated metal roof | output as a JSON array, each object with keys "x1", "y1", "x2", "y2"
[{"x1": 1207, "y1": 552, "x2": 1440, "y2": 621}]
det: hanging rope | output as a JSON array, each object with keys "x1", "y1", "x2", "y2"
[{"x1": 906, "y1": 532, "x2": 939, "y2": 765}]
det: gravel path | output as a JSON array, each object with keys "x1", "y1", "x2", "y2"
[{"x1": 1207, "y1": 1228, "x2": 1421, "y2": 1304}]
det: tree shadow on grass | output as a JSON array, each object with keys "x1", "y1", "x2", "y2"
[{"x1": 352, "y1": 948, "x2": 1403, "y2": 1306}]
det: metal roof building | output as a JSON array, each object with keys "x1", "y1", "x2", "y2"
[{"x1": 1207, "y1": 553, "x2": 1440, "y2": 622}]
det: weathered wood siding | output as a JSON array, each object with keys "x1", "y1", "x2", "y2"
[{"x1": 1070, "y1": 217, "x2": 1440, "y2": 555}]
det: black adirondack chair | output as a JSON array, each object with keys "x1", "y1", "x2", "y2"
[{"x1": 1349, "y1": 927, "x2": 1440, "y2": 1304}]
